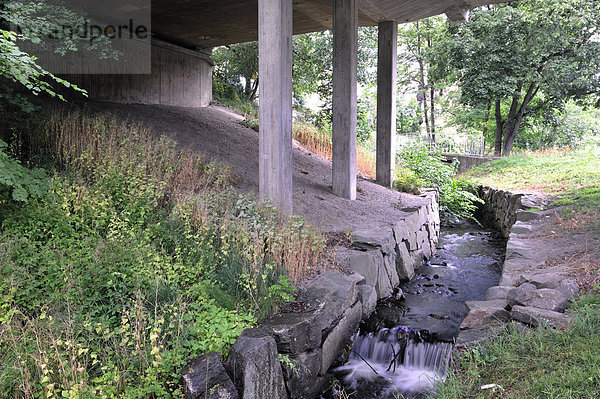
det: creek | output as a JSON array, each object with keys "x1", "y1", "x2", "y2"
[{"x1": 321, "y1": 221, "x2": 506, "y2": 399}]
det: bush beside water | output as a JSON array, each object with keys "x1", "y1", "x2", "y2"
[{"x1": 394, "y1": 146, "x2": 482, "y2": 222}]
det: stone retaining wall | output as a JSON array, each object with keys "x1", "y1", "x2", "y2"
[
  {"x1": 182, "y1": 190, "x2": 441, "y2": 399},
  {"x1": 457, "y1": 189, "x2": 579, "y2": 347},
  {"x1": 477, "y1": 186, "x2": 523, "y2": 238}
]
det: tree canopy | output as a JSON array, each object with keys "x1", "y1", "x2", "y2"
[{"x1": 440, "y1": 0, "x2": 600, "y2": 155}]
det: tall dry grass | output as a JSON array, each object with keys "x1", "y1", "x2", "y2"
[
  {"x1": 292, "y1": 123, "x2": 376, "y2": 179},
  {"x1": 42, "y1": 110, "x2": 324, "y2": 285}
]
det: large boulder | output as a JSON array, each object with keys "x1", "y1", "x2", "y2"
[
  {"x1": 508, "y1": 288, "x2": 570, "y2": 313},
  {"x1": 298, "y1": 271, "x2": 361, "y2": 333},
  {"x1": 486, "y1": 286, "x2": 513, "y2": 301},
  {"x1": 183, "y1": 353, "x2": 238, "y2": 399},
  {"x1": 460, "y1": 307, "x2": 511, "y2": 330},
  {"x1": 506, "y1": 283, "x2": 537, "y2": 305},
  {"x1": 261, "y1": 312, "x2": 322, "y2": 354},
  {"x1": 511, "y1": 306, "x2": 572, "y2": 329},
  {"x1": 393, "y1": 210, "x2": 422, "y2": 240},
  {"x1": 348, "y1": 250, "x2": 380, "y2": 287},
  {"x1": 321, "y1": 303, "x2": 362, "y2": 374},
  {"x1": 358, "y1": 284, "x2": 377, "y2": 319},
  {"x1": 395, "y1": 241, "x2": 415, "y2": 281},
  {"x1": 281, "y1": 349, "x2": 323, "y2": 399},
  {"x1": 226, "y1": 329, "x2": 287, "y2": 399},
  {"x1": 382, "y1": 252, "x2": 400, "y2": 289}
]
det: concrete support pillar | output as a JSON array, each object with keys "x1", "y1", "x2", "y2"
[
  {"x1": 376, "y1": 21, "x2": 398, "y2": 188},
  {"x1": 258, "y1": 0, "x2": 293, "y2": 213},
  {"x1": 332, "y1": 0, "x2": 358, "y2": 200}
]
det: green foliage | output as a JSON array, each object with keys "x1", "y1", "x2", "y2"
[
  {"x1": 394, "y1": 146, "x2": 482, "y2": 221},
  {"x1": 0, "y1": 139, "x2": 47, "y2": 203},
  {"x1": 396, "y1": 100, "x2": 421, "y2": 134},
  {"x1": 0, "y1": 29, "x2": 86, "y2": 103},
  {"x1": 213, "y1": 42, "x2": 259, "y2": 101},
  {"x1": 0, "y1": 0, "x2": 117, "y2": 59},
  {"x1": 514, "y1": 102, "x2": 600, "y2": 151},
  {"x1": 463, "y1": 150, "x2": 600, "y2": 208},
  {"x1": 0, "y1": 110, "x2": 325, "y2": 397},
  {"x1": 439, "y1": 0, "x2": 600, "y2": 155}
]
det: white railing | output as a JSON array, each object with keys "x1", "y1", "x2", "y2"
[{"x1": 397, "y1": 133, "x2": 485, "y2": 156}]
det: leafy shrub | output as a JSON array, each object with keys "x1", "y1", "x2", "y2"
[
  {"x1": 0, "y1": 139, "x2": 48, "y2": 203},
  {"x1": 394, "y1": 146, "x2": 483, "y2": 221}
]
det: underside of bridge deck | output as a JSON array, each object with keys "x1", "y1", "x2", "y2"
[{"x1": 151, "y1": 0, "x2": 507, "y2": 49}]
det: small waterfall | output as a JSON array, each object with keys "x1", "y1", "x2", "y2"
[{"x1": 335, "y1": 328, "x2": 453, "y2": 398}]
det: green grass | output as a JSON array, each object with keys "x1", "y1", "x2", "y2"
[
  {"x1": 462, "y1": 150, "x2": 600, "y2": 214},
  {"x1": 436, "y1": 295, "x2": 600, "y2": 399}
]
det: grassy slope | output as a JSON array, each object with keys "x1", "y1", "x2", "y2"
[
  {"x1": 0, "y1": 110, "x2": 324, "y2": 398},
  {"x1": 462, "y1": 150, "x2": 600, "y2": 213},
  {"x1": 436, "y1": 150, "x2": 600, "y2": 399}
]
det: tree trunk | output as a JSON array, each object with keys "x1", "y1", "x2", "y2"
[
  {"x1": 503, "y1": 82, "x2": 538, "y2": 156},
  {"x1": 494, "y1": 99, "x2": 503, "y2": 157},
  {"x1": 428, "y1": 35, "x2": 436, "y2": 142},
  {"x1": 429, "y1": 82, "x2": 436, "y2": 142},
  {"x1": 482, "y1": 101, "x2": 491, "y2": 138},
  {"x1": 249, "y1": 78, "x2": 259, "y2": 101},
  {"x1": 244, "y1": 77, "x2": 252, "y2": 98},
  {"x1": 416, "y1": 22, "x2": 430, "y2": 136},
  {"x1": 502, "y1": 82, "x2": 524, "y2": 156}
]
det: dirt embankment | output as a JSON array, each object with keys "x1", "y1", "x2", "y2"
[{"x1": 61, "y1": 101, "x2": 426, "y2": 234}]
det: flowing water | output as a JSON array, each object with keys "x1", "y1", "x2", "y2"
[{"x1": 324, "y1": 221, "x2": 506, "y2": 399}]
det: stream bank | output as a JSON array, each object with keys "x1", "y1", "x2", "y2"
[
  {"x1": 181, "y1": 190, "x2": 441, "y2": 399},
  {"x1": 181, "y1": 186, "x2": 582, "y2": 399},
  {"x1": 323, "y1": 222, "x2": 506, "y2": 399}
]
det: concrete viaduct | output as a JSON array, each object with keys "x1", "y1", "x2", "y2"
[{"x1": 77, "y1": 0, "x2": 508, "y2": 214}]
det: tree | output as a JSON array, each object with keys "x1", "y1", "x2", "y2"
[
  {"x1": 0, "y1": 0, "x2": 122, "y2": 116},
  {"x1": 213, "y1": 42, "x2": 259, "y2": 101},
  {"x1": 443, "y1": 0, "x2": 600, "y2": 156},
  {"x1": 398, "y1": 16, "x2": 447, "y2": 141}
]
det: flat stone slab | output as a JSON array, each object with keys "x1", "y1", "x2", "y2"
[
  {"x1": 460, "y1": 307, "x2": 511, "y2": 330},
  {"x1": 510, "y1": 221, "x2": 534, "y2": 235},
  {"x1": 298, "y1": 271, "x2": 361, "y2": 333},
  {"x1": 506, "y1": 238, "x2": 538, "y2": 260},
  {"x1": 465, "y1": 299, "x2": 509, "y2": 312},
  {"x1": 511, "y1": 305, "x2": 572, "y2": 329},
  {"x1": 508, "y1": 288, "x2": 569, "y2": 313},
  {"x1": 486, "y1": 286, "x2": 513, "y2": 300},
  {"x1": 518, "y1": 273, "x2": 571, "y2": 289},
  {"x1": 351, "y1": 228, "x2": 395, "y2": 254},
  {"x1": 516, "y1": 210, "x2": 543, "y2": 222},
  {"x1": 183, "y1": 353, "x2": 238, "y2": 399},
  {"x1": 261, "y1": 312, "x2": 321, "y2": 354},
  {"x1": 520, "y1": 194, "x2": 547, "y2": 210},
  {"x1": 455, "y1": 326, "x2": 504, "y2": 349}
]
